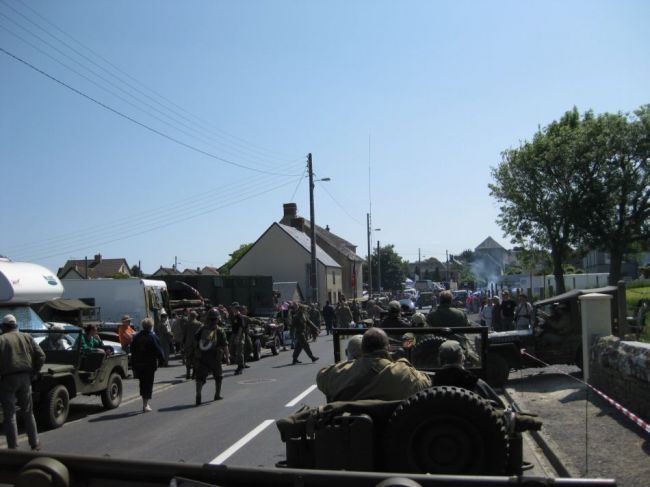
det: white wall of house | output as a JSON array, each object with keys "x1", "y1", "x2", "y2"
[{"x1": 230, "y1": 224, "x2": 342, "y2": 304}]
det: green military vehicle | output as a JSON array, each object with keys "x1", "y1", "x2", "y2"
[
  {"x1": 277, "y1": 326, "x2": 540, "y2": 477},
  {"x1": 0, "y1": 259, "x2": 129, "y2": 430},
  {"x1": 30, "y1": 327, "x2": 129, "y2": 429}
]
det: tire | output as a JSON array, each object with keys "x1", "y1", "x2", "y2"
[
  {"x1": 382, "y1": 386, "x2": 508, "y2": 475},
  {"x1": 252, "y1": 338, "x2": 262, "y2": 361},
  {"x1": 270, "y1": 335, "x2": 280, "y2": 355},
  {"x1": 410, "y1": 335, "x2": 447, "y2": 369},
  {"x1": 101, "y1": 373, "x2": 123, "y2": 409},
  {"x1": 485, "y1": 353, "x2": 510, "y2": 388},
  {"x1": 40, "y1": 385, "x2": 70, "y2": 430}
]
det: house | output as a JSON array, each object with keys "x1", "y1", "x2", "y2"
[
  {"x1": 473, "y1": 237, "x2": 508, "y2": 281},
  {"x1": 58, "y1": 254, "x2": 131, "y2": 279},
  {"x1": 279, "y1": 203, "x2": 364, "y2": 300},
  {"x1": 229, "y1": 222, "x2": 343, "y2": 305},
  {"x1": 149, "y1": 266, "x2": 220, "y2": 278},
  {"x1": 582, "y1": 250, "x2": 648, "y2": 278}
]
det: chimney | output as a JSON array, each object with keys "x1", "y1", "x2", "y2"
[
  {"x1": 282, "y1": 203, "x2": 298, "y2": 223},
  {"x1": 325, "y1": 225, "x2": 330, "y2": 232},
  {"x1": 291, "y1": 217, "x2": 305, "y2": 232},
  {"x1": 93, "y1": 253, "x2": 102, "y2": 265}
]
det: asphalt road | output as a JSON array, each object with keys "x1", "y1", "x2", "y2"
[
  {"x1": 4, "y1": 336, "x2": 332, "y2": 465},
  {"x1": 2, "y1": 328, "x2": 562, "y2": 480}
]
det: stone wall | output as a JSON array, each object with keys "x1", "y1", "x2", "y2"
[{"x1": 590, "y1": 336, "x2": 650, "y2": 422}]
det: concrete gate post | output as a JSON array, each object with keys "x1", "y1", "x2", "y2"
[{"x1": 579, "y1": 293, "x2": 613, "y2": 382}]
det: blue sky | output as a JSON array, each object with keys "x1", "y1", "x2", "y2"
[{"x1": 1, "y1": 0, "x2": 648, "y2": 274}]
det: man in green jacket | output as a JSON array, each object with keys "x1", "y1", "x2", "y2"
[
  {"x1": 316, "y1": 328, "x2": 431, "y2": 402},
  {"x1": 427, "y1": 291, "x2": 471, "y2": 327},
  {"x1": 0, "y1": 314, "x2": 45, "y2": 451}
]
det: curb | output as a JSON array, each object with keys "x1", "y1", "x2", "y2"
[{"x1": 502, "y1": 387, "x2": 579, "y2": 478}]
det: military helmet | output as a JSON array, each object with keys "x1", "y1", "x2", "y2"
[
  {"x1": 388, "y1": 300, "x2": 401, "y2": 312},
  {"x1": 207, "y1": 307, "x2": 220, "y2": 320},
  {"x1": 411, "y1": 312, "x2": 426, "y2": 326}
]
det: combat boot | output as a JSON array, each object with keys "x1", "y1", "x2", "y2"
[
  {"x1": 214, "y1": 378, "x2": 223, "y2": 401},
  {"x1": 195, "y1": 382, "x2": 203, "y2": 406}
]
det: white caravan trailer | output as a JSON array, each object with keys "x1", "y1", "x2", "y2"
[{"x1": 0, "y1": 258, "x2": 64, "y2": 329}]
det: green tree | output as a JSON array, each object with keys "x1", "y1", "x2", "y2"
[
  {"x1": 575, "y1": 106, "x2": 650, "y2": 283},
  {"x1": 220, "y1": 243, "x2": 253, "y2": 275},
  {"x1": 490, "y1": 108, "x2": 599, "y2": 293},
  {"x1": 458, "y1": 249, "x2": 474, "y2": 263},
  {"x1": 372, "y1": 244, "x2": 407, "y2": 292},
  {"x1": 130, "y1": 264, "x2": 144, "y2": 277}
]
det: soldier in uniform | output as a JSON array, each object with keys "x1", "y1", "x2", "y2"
[
  {"x1": 380, "y1": 301, "x2": 410, "y2": 327},
  {"x1": 194, "y1": 308, "x2": 229, "y2": 405},
  {"x1": 308, "y1": 303, "x2": 322, "y2": 341},
  {"x1": 229, "y1": 303, "x2": 246, "y2": 375},
  {"x1": 316, "y1": 327, "x2": 431, "y2": 402},
  {"x1": 427, "y1": 291, "x2": 471, "y2": 327},
  {"x1": 0, "y1": 314, "x2": 45, "y2": 451},
  {"x1": 291, "y1": 303, "x2": 319, "y2": 365},
  {"x1": 240, "y1": 306, "x2": 253, "y2": 367},
  {"x1": 182, "y1": 310, "x2": 203, "y2": 380},
  {"x1": 336, "y1": 298, "x2": 354, "y2": 327}
]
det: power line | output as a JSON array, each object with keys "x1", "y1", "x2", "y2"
[
  {"x1": 15, "y1": 177, "x2": 300, "y2": 262},
  {"x1": 0, "y1": 20, "x2": 298, "y2": 171},
  {"x1": 6, "y1": 171, "x2": 300, "y2": 256},
  {"x1": 317, "y1": 181, "x2": 364, "y2": 225},
  {"x1": 0, "y1": 46, "x2": 302, "y2": 177},
  {"x1": 3, "y1": 0, "x2": 301, "y2": 164},
  {"x1": 289, "y1": 164, "x2": 308, "y2": 201}
]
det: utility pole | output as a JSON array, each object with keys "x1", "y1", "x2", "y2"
[
  {"x1": 366, "y1": 213, "x2": 373, "y2": 297},
  {"x1": 418, "y1": 248, "x2": 421, "y2": 280},
  {"x1": 308, "y1": 153, "x2": 318, "y2": 303},
  {"x1": 445, "y1": 250, "x2": 449, "y2": 283},
  {"x1": 377, "y1": 240, "x2": 381, "y2": 293}
]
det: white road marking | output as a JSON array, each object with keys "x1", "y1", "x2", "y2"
[
  {"x1": 285, "y1": 384, "x2": 317, "y2": 407},
  {"x1": 209, "y1": 419, "x2": 275, "y2": 465}
]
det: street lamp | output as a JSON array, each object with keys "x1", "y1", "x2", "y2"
[
  {"x1": 308, "y1": 154, "x2": 330, "y2": 303},
  {"x1": 366, "y1": 216, "x2": 382, "y2": 297}
]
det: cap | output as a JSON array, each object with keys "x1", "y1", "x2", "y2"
[
  {"x1": 388, "y1": 300, "x2": 401, "y2": 312},
  {"x1": 230, "y1": 301, "x2": 240, "y2": 308},
  {"x1": 2, "y1": 314, "x2": 17, "y2": 326},
  {"x1": 121, "y1": 314, "x2": 132, "y2": 322},
  {"x1": 160, "y1": 309, "x2": 168, "y2": 316},
  {"x1": 438, "y1": 340, "x2": 464, "y2": 364}
]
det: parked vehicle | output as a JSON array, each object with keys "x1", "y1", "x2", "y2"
[
  {"x1": 482, "y1": 284, "x2": 624, "y2": 387},
  {"x1": 0, "y1": 259, "x2": 129, "y2": 429}
]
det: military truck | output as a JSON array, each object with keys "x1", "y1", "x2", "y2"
[
  {"x1": 0, "y1": 259, "x2": 129, "y2": 429},
  {"x1": 483, "y1": 284, "x2": 625, "y2": 387}
]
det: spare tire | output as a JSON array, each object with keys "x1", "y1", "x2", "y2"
[
  {"x1": 382, "y1": 386, "x2": 508, "y2": 475},
  {"x1": 409, "y1": 336, "x2": 446, "y2": 369}
]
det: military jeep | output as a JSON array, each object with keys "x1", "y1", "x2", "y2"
[
  {"x1": 28, "y1": 328, "x2": 129, "y2": 430},
  {"x1": 483, "y1": 284, "x2": 624, "y2": 387},
  {"x1": 277, "y1": 326, "x2": 540, "y2": 476}
]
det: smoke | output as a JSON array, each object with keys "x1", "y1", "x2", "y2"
[{"x1": 470, "y1": 257, "x2": 501, "y2": 288}]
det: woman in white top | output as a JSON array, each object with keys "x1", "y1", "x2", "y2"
[{"x1": 479, "y1": 298, "x2": 494, "y2": 330}]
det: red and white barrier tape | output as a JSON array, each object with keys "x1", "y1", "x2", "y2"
[{"x1": 520, "y1": 349, "x2": 650, "y2": 434}]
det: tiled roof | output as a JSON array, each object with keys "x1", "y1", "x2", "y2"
[
  {"x1": 58, "y1": 257, "x2": 130, "y2": 279},
  {"x1": 277, "y1": 224, "x2": 341, "y2": 268},
  {"x1": 304, "y1": 221, "x2": 364, "y2": 262},
  {"x1": 475, "y1": 236, "x2": 506, "y2": 251}
]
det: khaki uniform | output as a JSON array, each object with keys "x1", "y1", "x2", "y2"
[
  {"x1": 182, "y1": 318, "x2": 203, "y2": 378},
  {"x1": 194, "y1": 324, "x2": 228, "y2": 402},
  {"x1": 0, "y1": 329, "x2": 45, "y2": 450},
  {"x1": 426, "y1": 304, "x2": 471, "y2": 327},
  {"x1": 317, "y1": 350, "x2": 432, "y2": 402},
  {"x1": 292, "y1": 307, "x2": 317, "y2": 363},
  {"x1": 336, "y1": 304, "x2": 354, "y2": 327}
]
